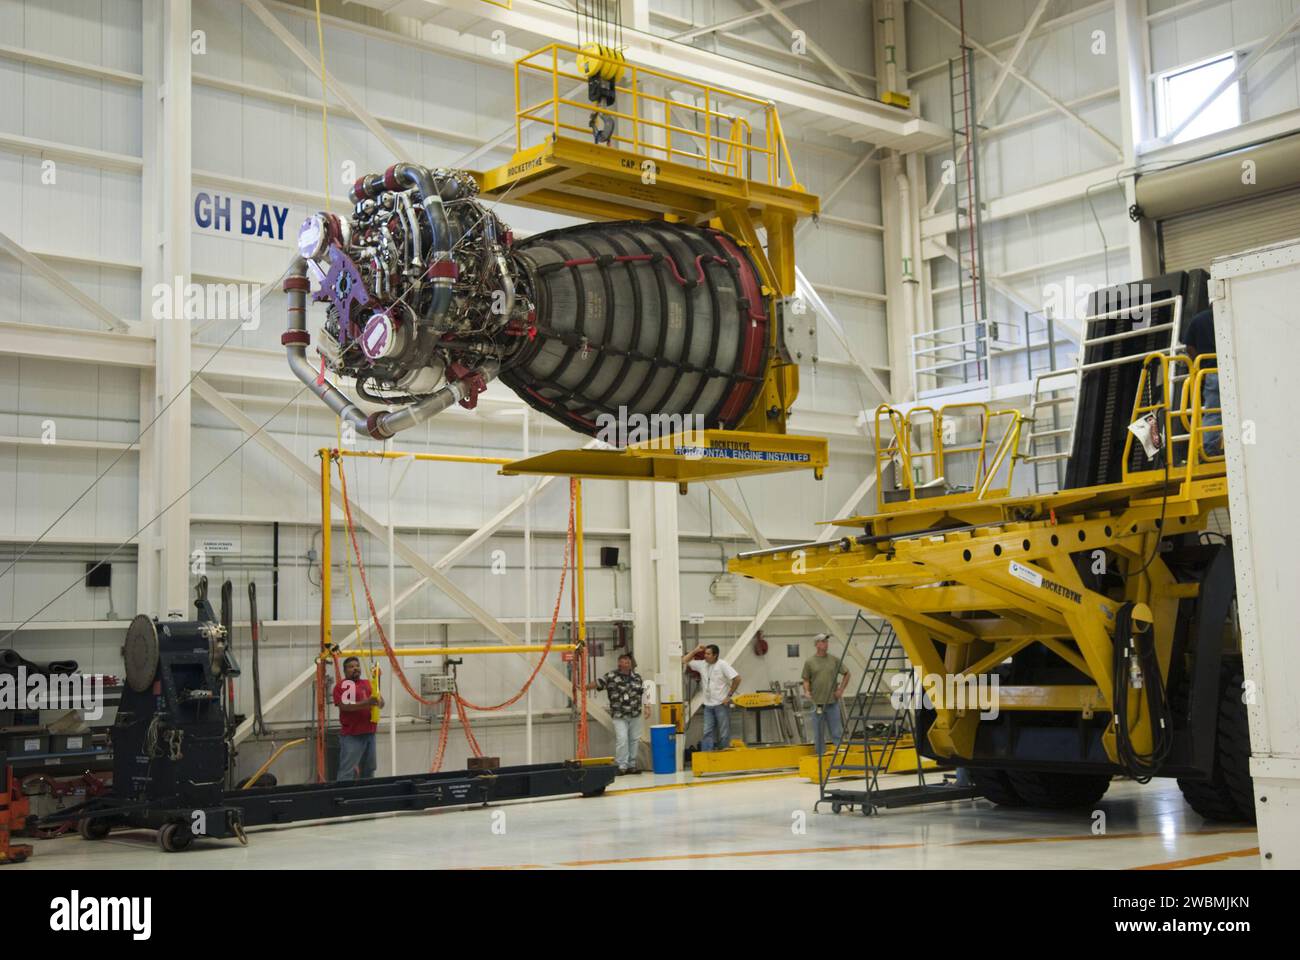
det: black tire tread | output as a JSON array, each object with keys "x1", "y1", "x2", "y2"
[
  {"x1": 1177, "y1": 661, "x2": 1256, "y2": 823},
  {"x1": 971, "y1": 768, "x2": 1026, "y2": 807},
  {"x1": 1006, "y1": 770, "x2": 1112, "y2": 808}
]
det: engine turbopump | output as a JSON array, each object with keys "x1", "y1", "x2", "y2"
[{"x1": 286, "y1": 162, "x2": 774, "y2": 441}]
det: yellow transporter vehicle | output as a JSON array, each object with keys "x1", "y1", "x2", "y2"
[{"x1": 730, "y1": 278, "x2": 1254, "y2": 820}]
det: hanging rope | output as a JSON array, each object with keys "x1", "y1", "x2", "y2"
[
  {"x1": 454, "y1": 490, "x2": 574, "y2": 711},
  {"x1": 333, "y1": 454, "x2": 587, "y2": 770},
  {"x1": 430, "y1": 695, "x2": 452, "y2": 772}
]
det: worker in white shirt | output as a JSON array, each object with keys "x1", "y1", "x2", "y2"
[{"x1": 682, "y1": 644, "x2": 741, "y2": 751}]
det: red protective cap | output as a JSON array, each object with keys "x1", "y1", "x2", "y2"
[
  {"x1": 383, "y1": 165, "x2": 401, "y2": 191},
  {"x1": 280, "y1": 330, "x2": 311, "y2": 346},
  {"x1": 426, "y1": 260, "x2": 459, "y2": 280},
  {"x1": 283, "y1": 276, "x2": 311, "y2": 292},
  {"x1": 366, "y1": 412, "x2": 391, "y2": 440},
  {"x1": 350, "y1": 178, "x2": 368, "y2": 202}
]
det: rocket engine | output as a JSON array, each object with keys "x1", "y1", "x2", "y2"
[{"x1": 285, "y1": 162, "x2": 773, "y2": 440}]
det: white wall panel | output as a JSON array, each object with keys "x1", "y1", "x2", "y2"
[{"x1": 1, "y1": 0, "x2": 889, "y2": 769}]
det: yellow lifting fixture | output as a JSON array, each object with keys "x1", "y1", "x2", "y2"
[
  {"x1": 477, "y1": 44, "x2": 826, "y2": 487},
  {"x1": 731, "y1": 350, "x2": 1232, "y2": 777}
]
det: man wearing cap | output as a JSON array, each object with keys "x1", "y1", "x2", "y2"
[{"x1": 801, "y1": 634, "x2": 850, "y2": 758}]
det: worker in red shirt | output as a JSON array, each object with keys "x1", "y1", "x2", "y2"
[{"x1": 333, "y1": 656, "x2": 383, "y2": 780}]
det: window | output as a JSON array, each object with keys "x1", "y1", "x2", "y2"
[{"x1": 1157, "y1": 54, "x2": 1241, "y2": 144}]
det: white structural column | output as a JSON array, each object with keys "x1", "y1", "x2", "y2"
[
  {"x1": 620, "y1": 0, "x2": 650, "y2": 32},
  {"x1": 135, "y1": 1, "x2": 162, "y2": 612},
  {"x1": 152, "y1": 0, "x2": 193, "y2": 616},
  {"x1": 629, "y1": 483, "x2": 683, "y2": 767},
  {"x1": 874, "y1": 0, "x2": 918, "y2": 403},
  {"x1": 1115, "y1": 0, "x2": 1160, "y2": 280}
]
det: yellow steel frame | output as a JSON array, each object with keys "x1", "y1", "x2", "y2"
[
  {"x1": 471, "y1": 46, "x2": 824, "y2": 486},
  {"x1": 691, "y1": 742, "x2": 814, "y2": 776},
  {"x1": 317, "y1": 447, "x2": 586, "y2": 674},
  {"x1": 730, "y1": 352, "x2": 1230, "y2": 767},
  {"x1": 500, "y1": 429, "x2": 827, "y2": 489}
]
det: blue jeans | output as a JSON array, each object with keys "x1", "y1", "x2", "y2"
[
  {"x1": 1201, "y1": 372, "x2": 1222, "y2": 457},
  {"x1": 806, "y1": 701, "x2": 843, "y2": 756},
  {"x1": 613, "y1": 715, "x2": 642, "y2": 770},
  {"x1": 338, "y1": 732, "x2": 377, "y2": 781},
  {"x1": 701, "y1": 704, "x2": 731, "y2": 751}
]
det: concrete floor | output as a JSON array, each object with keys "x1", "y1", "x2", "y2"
[{"x1": 17, "y1": 771, "x2": 1259, "y2": 870}]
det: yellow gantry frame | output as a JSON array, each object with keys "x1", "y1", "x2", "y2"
[
  {"x1": 317, "y1": 447, "x2": 584, "y2": 669},
  {"x1": 729, "y1": 355, "x2": 1230, "y2": 766}
]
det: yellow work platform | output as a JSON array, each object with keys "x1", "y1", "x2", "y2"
[
  {"x1": 691, "y1": 741, "x2": 815, "y2": 777},
  {"x1": 500, "y1": 430, "x2": 827, "y2": 485},
  {"x1": 797, "y1": 741, "x2": 937, "y2": 782},
  {"x1": 478, "y1": 135, "x2": 819, "y2": 225}
]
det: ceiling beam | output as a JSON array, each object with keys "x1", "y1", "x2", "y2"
[
  {"x1": 750, "y1": 0, "x2": 869, "y2": 97},
  {"x1": 360, "y1": 0, "x2": 947, "y2": 152},
  {"x1": 923, "y1": 0, "x2": 1054, "y2": 216},
  {"x1": 670, "y1": 0, "x2": 816, "y2": 43},
  {"x1": 0, "y1": 231, "x2": 140, "y2": 333},
  {"x1": 910, "y1": 0, "x2": 1122, "y2": 160},
  {"x1": 241, "y1": 0, "x2": 407, "y2": 162}
]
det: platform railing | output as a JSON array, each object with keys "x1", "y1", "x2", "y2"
[
  {"x1": 875, "y1": 402, "x2": 1023, "y2": 511},
  {"x1": 513, "y1": 43, "x2": 800, "y2": 188},
  {"x1": 1122, "y1": 351, "x2": 1224, "y2": 486}
]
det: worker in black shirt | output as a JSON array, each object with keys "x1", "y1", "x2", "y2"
[{"x1": 1184, "y1": 308, "x2": 1222, "y2": 457}]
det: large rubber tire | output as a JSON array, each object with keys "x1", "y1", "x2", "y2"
[
  {"x1": 77, "y1": 817, "x2": 111, "y2": 841},
  {"x1": 158, "y1": 822, "x2": 193, "y2": 853},
  {"x1": 1006, "y1": 770, "x2": 1112, "y2": 809},
  {"x1": 1177, "y1": 662, "x2": 1256, "y2": 823},
  {"x1": 970, "y1": 769, "x2": 1026, "y2": 807}
]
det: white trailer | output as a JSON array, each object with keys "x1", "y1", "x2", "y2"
[{"x1": 1213, "y1": 238, "x2": 1300, "y2": 869}]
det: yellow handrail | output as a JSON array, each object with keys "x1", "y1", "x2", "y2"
[
  {"x1": 1122, "y1": 351, "x2": 1223, "y2": 486},
  {"x1": 513, "y1": 43, "x2": 797, "y2": 188},
  {"x1": 874, "y1": 403, "x2": 1023, "y2": 509}
]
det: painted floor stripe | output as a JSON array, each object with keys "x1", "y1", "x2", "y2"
[
  {"x1": 1130, "y1": 847, "x2": 1259, "y2": 870},
  {"x1": 466, "y1": 828, "x2": 1258, "y2": 870}
]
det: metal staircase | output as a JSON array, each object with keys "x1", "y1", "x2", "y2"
[
  {"x1": 1021, "y1": 294, "x2": 1185, "y2": 491},
  {"x1": 814, "y1": 613, "x2": 979, "y2": 815}
]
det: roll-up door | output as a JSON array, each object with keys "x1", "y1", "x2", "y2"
[{"x1": 1161, "y1": 187, "x2": 1300, "y2": 273}]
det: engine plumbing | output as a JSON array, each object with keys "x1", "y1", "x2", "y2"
[{"x1": 285, "y1": 162, "x2": 772, "y2": 442}]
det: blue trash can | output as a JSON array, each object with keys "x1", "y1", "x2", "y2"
[{"x1": 650, "y1": 724, "x2": 677, "y2": 774}]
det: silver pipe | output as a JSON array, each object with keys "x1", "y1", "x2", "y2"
[
  {"x1": 368, "y1": 360, "x2": 501, "y2": 439},
  {"x1": 282, "y1": 256, "x2": 371, "y2": 436}
]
